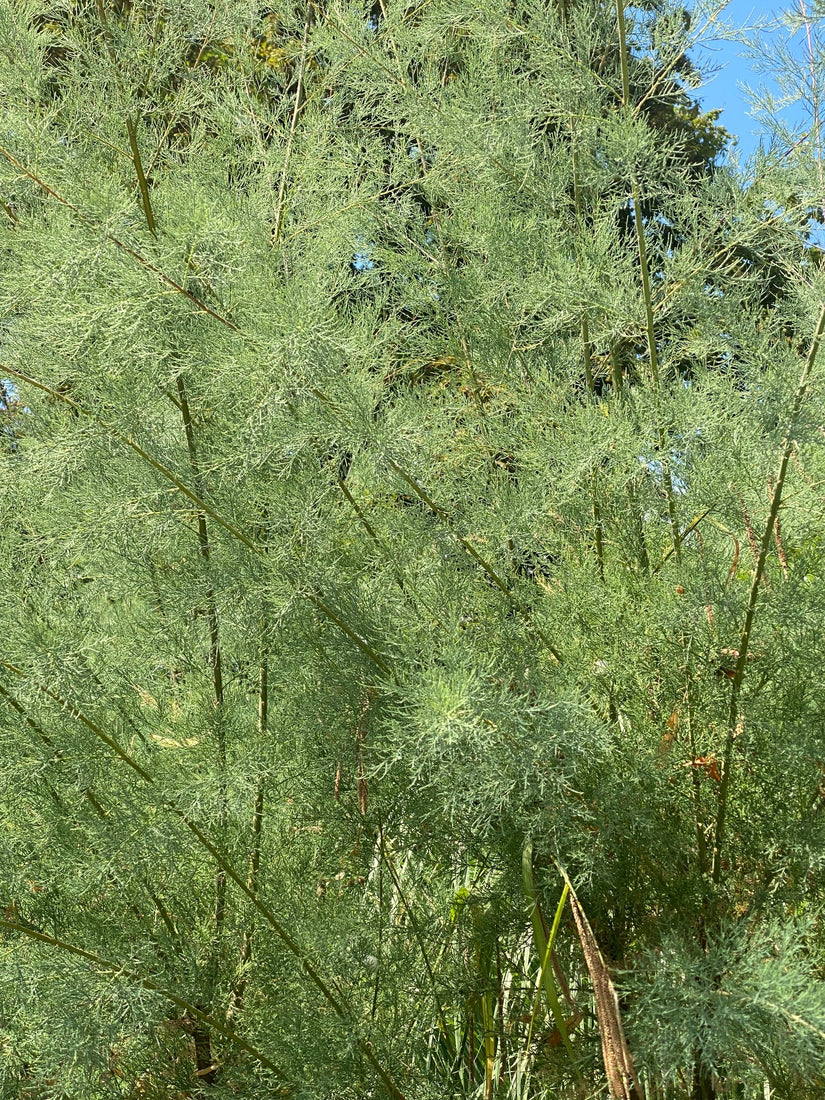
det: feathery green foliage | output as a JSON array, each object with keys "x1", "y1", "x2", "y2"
[{"x1": 1, "y1": 1, "x2": 825, "y2": 1098}]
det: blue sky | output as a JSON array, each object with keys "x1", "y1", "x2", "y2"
[{"x1": 695, "y1": 0, "x2": 814, "y2": 165}]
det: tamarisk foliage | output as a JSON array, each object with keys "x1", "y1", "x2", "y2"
[{"x1": 1, "y1": 1, "x2": 825, "y2": 1097}]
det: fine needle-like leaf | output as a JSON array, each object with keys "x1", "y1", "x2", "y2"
[
  {"x1": 0, "y1": 145, "x2": 237, "y2": 329},
  {"x1": 0, "y1": 662, "x2": 405, "y2": 1099},
  {"x1": 616, "y1": 0, "x2": 683, "y2": 563},
  {"x1": 4, "y1": 366, "x2": 395, "y2": 677},
  {"x1": 0, "y1": 918, "x2": 292, "y2": 1086},
  {"x1": 712, "y1": 301, "x2": 825, "y2": 884}
]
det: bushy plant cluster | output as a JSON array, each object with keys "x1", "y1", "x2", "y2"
[{"x1": 1, "y1": 1, "x2": 825, "y2": 1098}]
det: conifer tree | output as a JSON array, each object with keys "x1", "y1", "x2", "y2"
[{"x1": 1, "y1": 2, "x2": 825, "y2": 1099}]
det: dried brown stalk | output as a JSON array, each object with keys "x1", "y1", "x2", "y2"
[{"x1": 567, "y1": 887, "x2": 642, "y2": 1100}]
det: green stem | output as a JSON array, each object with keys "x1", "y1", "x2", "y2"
[
  {"x1": 228, "y1": 617, "x2": 269, "y2": 1020},
  {"x1": 616, "y1": 0, "x2": 682, "y2": 564},
  {"x1": 272, "y1": 12, "x2": 311, "y2": 249},
  {"x1": 610, "y1": 344, "x2": 624, "y2": 398},
  {"x1": 711, "y1": 302, "x2": 825, "y2": 884},
  {"x1": 685, "y1": 667, "x2": 709, "y2": 879},
  {"x1": 96, "y1": 0, "x2": 157, "y2": 237},
  {"x1": 0, "y1": 919, "x2": 291, "y2": 1086},
  {"x1": 311, "y1": 377, "x2": 562, "y2": 656},
  {"x1": 172, "y1": 377, "x2": 227, "y2": 1031},
  {"x1": 126, "y1": 115, "x2": 156, "y2": 235},
  {"x1": 524, "y1": 881, "x2": 571, "y2": 1057},
  {"x1": 0, "y1": 661, "x2": 405, "y2": 1099},
  {"x1": 383, "y1": 457, "x2": 563, "y2": 661},
  {"x1": 379, "y1": 831, "x2": 451, "y2": 1044},
  {"x1": 632, "y1": 177, "x2": 682, "y2": 562},
  {"x1": 522, "y1": 842, "x2": 578, "y2": 1064},
  {"x1": 580, "y1": 316, "x2": 606, "y2": 582},
  {"x1": 0, "y1": 145, "x2": 237, "y2": 330},
  {"x1": 1, "y1": 366, "x2": 254, "y2": 549},
  {"x1": 0, "y1": 678, "x2": 183, "y2": 952},
  {"x1": 305, "y1": 593, "x2": 394, "y2": 677},
  {"x1": 572, "y1": 127, "x2": 607, "y2": 581},
  {"x1": 4, "y1": 367, "x2": 393, "y2": 677},
  {"x1": 616, "y1": 0, "x2": 632, "y2": 106},
  {"x1": 173, "y1": 378, "x2": 225, "y2": 709}
]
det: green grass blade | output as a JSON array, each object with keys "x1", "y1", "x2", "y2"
[{"x1": 522, "y1": 841, "x2": 576, "y2": 1062}]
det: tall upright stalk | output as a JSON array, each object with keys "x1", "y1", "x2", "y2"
[
  {"x1": 227, "y1": 617, "x2": 269, "y2": 1021},
  {"x1": 572, "y1": 128, "x2": 606, "y2": 581},
  {"x1": 95, "y1": 1, "x2": 157, "y2": 238},
  {"x1": 615, "y1": 0, "x2": 682, "y2": 564},
  {"x1": 95, "y1": 9, "x2": 231, "y2": 1068},
  {"x1": 711, "y1": 303, "x2": 825, "y2": 884},
  {"x1": 173, "y1": 374, "x2": 227, "y2": 1080},
  {"x1": 271, "y1": 9, "x2": 312, "y2": 252},
  {"x1": 800, "y1": 0, "x2": 825, "y2": 200},
  {"x1": 684, "y1": 672, "x2": 709, "y2": 880}
]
